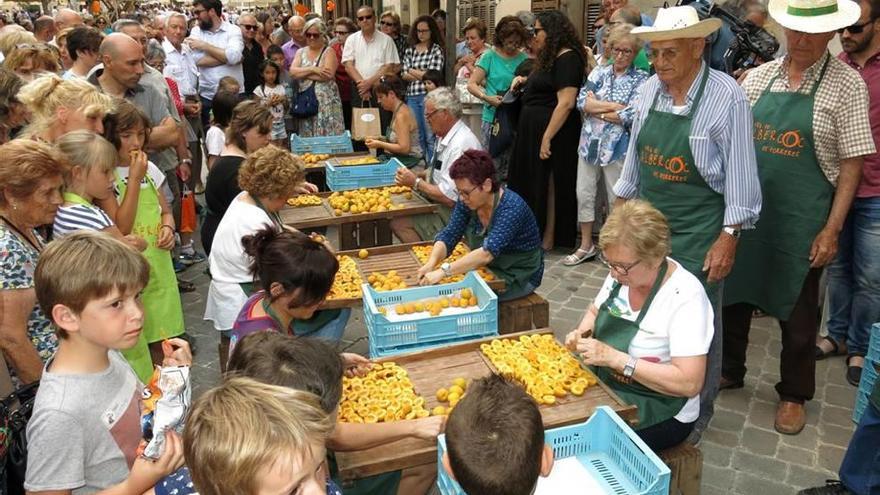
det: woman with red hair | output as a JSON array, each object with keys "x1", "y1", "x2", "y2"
[{"x1": 416, "y1": 149, "x2": 544, "y2": 301}]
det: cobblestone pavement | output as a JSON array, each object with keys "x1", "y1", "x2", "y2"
[{"x1": 178, "y1": 249, "x2": 855, "y2": 494}]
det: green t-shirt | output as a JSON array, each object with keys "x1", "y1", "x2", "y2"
[{"x1": 476, "y1": 48, "x2": 529, "y2": 123}]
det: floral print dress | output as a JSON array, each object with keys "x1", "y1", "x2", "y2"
[
  {"x1": 297, "y1": 47, "x2": 345, "y2": 137},
  {"x1": 0, "y1": 224, "x2": 57, "y2": 388}
]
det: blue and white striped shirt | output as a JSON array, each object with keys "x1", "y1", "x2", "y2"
[
  {"x1": 52, "y1": 203, "x2": 114, "y2": 239},
  {"x1": 613, "y1": 63, "x2": 762, "y2": 229}
]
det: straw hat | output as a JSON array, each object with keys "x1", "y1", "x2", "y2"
[
  {"x1": 768, "y1": 0, "x2": 861, "y2": 34},
  {"x1": 630, "y1": 6, "x2": 722, "y2": 42}
]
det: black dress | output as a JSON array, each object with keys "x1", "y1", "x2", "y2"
[
  {"x1": 201, "y1": 155, "x2": 245, "y2": 255},
  {"x1": 507, "y1": 50, "x2": 584, "y2": 249}
]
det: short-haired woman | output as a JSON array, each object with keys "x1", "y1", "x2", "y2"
[
  {"x1": 379, "y1": 10, "x2": 407, "y2": 62},
  {"x1": 453, "y1": 17, "x2": 487, "y2": 79},
  {"x1": 200, "y1": 99, "x2": 272, "y2": 256},
  {"x1": 565, "y1": 24, "x2": 648, "y2": 267},
  {"x1": 402, "y1": 15, "x2": 444, "y2": 162},
  {"x1": 2, "y1": 44, "x2": 60, "y2": 82},
  {"x1": 206, "y1": 146, "x2": 351, "y2": 368},
  {"x1": 418, "y1": 150, "x2": 544, "y2": 301},
  {"x1": 289, "y1": 18, "x2": 345, "y2": 137},
  {"x1": 0, "y1": 139, "x2": 67, "y2": 388},
  {"x1": 365, "y1": 75, "x2": 422, "y2": 167},
  {"x1": 17, "y1": 73, "x2": 116, "y2": 142},
  {"x1": 565, "y1": 200, "x2": 713, "y2": 451}
]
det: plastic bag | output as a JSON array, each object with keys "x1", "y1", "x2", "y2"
[{"x1": 143, "y1": 366, "x2": 191, "y2": 459}]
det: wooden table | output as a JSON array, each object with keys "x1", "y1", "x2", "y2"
[
  {"x1": 334, "y1": 328, "x2": 637, "y2": 482},
  {"x1": 321, "y1": 242, "x2": 506, "y2": 310},
  {"x1": 279, "y1": 189, "x2": 437, "y2": 250}
]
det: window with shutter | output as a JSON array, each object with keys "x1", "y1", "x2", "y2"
[
  {"x1": 458, "y1": 0, "x2": 496, "y2": 38},
  {"x1": 585, "y1": 2, "x2": 602, "y2": 47}
]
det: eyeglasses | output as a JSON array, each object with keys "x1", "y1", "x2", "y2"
[
  {"x1": 305, "y1": 32, "x2": 321, "y2": 39},
  {"x1": 425, "y1": 108, "x2": 442, "y2": 120},
  {"x1": 598, "y1": 252, "x2": 642, "y2": 276},
  {"x1": 646, "y1": 47, "x2": 680, "y2": 60},
  {"x1": 335, "y1": 30, "x2": 349, "y2": 35},
  {"x1": 611, "y1": 47, "x2": 634, "y2": 55},
  {"x1": 380, "y1": 21, "x2": 396, "y2": 26},
  {"x1": 456, "y1": 184, "x2": 481, "y2": 198},
  {"x1": 240, "y1": 24, "x2": 258, "y2": 30},
  {"x1": 837, "y1": 19, "x2": 876, "y2": 34},
  {"x1": 417, "y1": 28, "x2": 431, "y2": 34},
  {"x1": 357, "y1": 14, "x2": 374, "y2": 21}
]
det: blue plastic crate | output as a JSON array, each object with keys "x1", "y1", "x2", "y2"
[
  {"x1": 868, "y1": 323, "x2": 880, "y2": 363},
  {"x1": 853, "y1": 359, "x2": 879, "y2": 424},
  {"x1": 289, "y1": 131, "x2": 353, "y2": 155},
  {"x1": 326, "y1": 157, "x2": 403, "y2": 191},
  {"x1": 437, "y1": 406, "x2": 670, "y2": 495},
  {"x1": 369, "y1": 331, "x2": 498, "y2": 359},
  {"x1": 363, "y1": 271, "x2": 498, "y2": 358}
]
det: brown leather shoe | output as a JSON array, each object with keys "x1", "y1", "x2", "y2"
[{"x1": 775, "y1": 401, "x2": 806, "y2": 435}]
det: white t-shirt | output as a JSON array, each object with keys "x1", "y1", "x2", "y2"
[
  {"x1": 341, "y1": 30, "x2": 400, "y2": 80},
  {"x1": 114, "y1": 161, "x2": 173, "y2": 208},
  {"x1": 204, "y1": 192, "x2": 274, "y2": 331},
  {"x1": 205, "y1": 126, "x2": 226, "y2": 157},
  {"x1": 431, "y1": 120, "x2": 483, "y2": 202},
  {"x1": 254, "y1": 84, "x2": 286, "y2": 125},
  {"x1": 592, "y1": 258, "x2": 714, "y2": 423}
]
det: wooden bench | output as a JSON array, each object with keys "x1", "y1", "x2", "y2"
[
  {"x1": 499, "y1": 293, "x2": 549, "y2": 334},
  {"x1": 659, "y1": 442, "x2": 703, "y2": 495}
]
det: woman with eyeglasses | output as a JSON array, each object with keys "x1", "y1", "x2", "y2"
[
  {"x1": 331, "y1": 17, "x2": 357, "y2": 132},
  {"x1": 565, "y1": 24, "x2": 648, "y2": 267},
  {"x1": 290, "y1": 18, "x2": 345, "y2": 137},
  {"x1": 565, "y1": 199, "x2": 713, "y2": 452},
  {"x1": 402, "y1": 15, "x2": 444, "y2": 162},
  {"x1": 418, "y1": 150, "x2": 544, "y2": 302},
  {"x1": 506, "y1": 10, "x2": 588, "y2": 252},
  {"x1": 380, "y1": 11, "x2": 407, "y2": 63}
]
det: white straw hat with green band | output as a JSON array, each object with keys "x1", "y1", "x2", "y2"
[
  {"x1": 768, "y1": 0, "x2": 861, "y2": 33},
  {"x1": 630, "y1": 6, "x2": 722, "y2": 41}
]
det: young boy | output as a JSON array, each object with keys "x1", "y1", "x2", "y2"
[
  {"x1": 184, "y1": 377, "x2": 335, "y2": 495},
  {"x1": 443, "y1": 373, "x2": 554, "y2": 495},
  {"x1": 25, "y1": 231, "x2": 191, "y2": 494}
]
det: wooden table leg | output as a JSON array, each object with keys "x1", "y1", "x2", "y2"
[{"x1": 339, "y1": 223, "x2": 358, "y2": 250}]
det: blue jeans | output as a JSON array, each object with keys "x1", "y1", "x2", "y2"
[
  {"x1": 840, "y1": 397, "x2": 880, "y2": 494},
  {"x1": 304, "y1": 308, "x2": 351, "y2": 342},
  {"x1": 826, "y1": 196, "x2": 880, "y2": 356},
  {"x1": 406, "y1": 94, "x2": 435, "y2": 163}
]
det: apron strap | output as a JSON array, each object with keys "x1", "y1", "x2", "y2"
[
  {"x1": 62, "y1": 192, "x2": 94, "y2": 207},
  {"x1": 648, "y1": 62, "x2": 709, "y2": 116},
  {"x1": 603, "y1": 259, "x2": 669, "y2": 326},
  {"x1": 764, "y1": 53, "x2": 831, "y2": 97}
]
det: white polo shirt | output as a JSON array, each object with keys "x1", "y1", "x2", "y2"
[
  {"x1": 189, "y1": 20, "x2": 244, "y2": 99},
  {"x1": 431, "y1": 119, "x2": 483, "y2": 202},
  {"x1": 341, "y1": 29, "x2": 399, "y2": 80},
  {"x1": 162, "y1": 39, "x2": 198, "y2": 97}
]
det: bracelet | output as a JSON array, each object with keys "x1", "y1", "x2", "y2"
[
  {"x1": 414, "y1": 178, "x2": 422, "y2": 192},
  {"x1": 160, "y1": 225, "x2": 175, "y2": 232},
  {"x1": 179, "y1": 159, "x2": 192, "y2": 165}
]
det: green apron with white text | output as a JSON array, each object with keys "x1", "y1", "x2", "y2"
[
  {"x1": 114, "y1": 172, "x2": 184, "y2": 347},
  {"x1": 592, "y1": 261, "x2": 687, "y2": 429},
  {"x1": 462, "y1": 190, "x2": 542, "y2": 297},
  {"x1": 63, "y1": 191, "x2": 154, "y2": 383},
  {"x1": 723, "y1": 58, "x2": 833, "y2": 320},
  {"x1": 637, "y1": 67, "x2": 724, "y2": 297}
]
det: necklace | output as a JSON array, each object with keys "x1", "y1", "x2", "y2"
[{"x1": 0, "y1": 214, "x2": 42, "y2": 253}]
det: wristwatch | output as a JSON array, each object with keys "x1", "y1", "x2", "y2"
[
  {"x1": 722, "y1": 226, "x2": 741, "y2": 239},
  {"x1": 440, "y1": 262, "x2": 453, "y2": 277},
  {"x1": 414, "y1": 177, "x2": 422, "y2": 192},
  {"x1": 622, "y1": 355, "x2": 638, "y2": 382},
  {"x1": 179, "y1": 159, "x2": 192, "y2": 166}
]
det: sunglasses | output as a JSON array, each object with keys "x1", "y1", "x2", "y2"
[
  {"x1": 240, "y1": 24, "x2": 258, "y2": 30},
  {"x1": 380, "y1": 21, "x2": 396, "y2": 26},
  {"x1": 837, "y1": 19, "x2": 876, "y2": 34},
  {"x1": 357, "y1": 14, "x2": 374, "y2": 21},
  {"x1": 335, "y1": 30, "x2": 349, "y2": 35},
  {"x1": 305, "y1": 32, "x2": 321, "y2": 39}
]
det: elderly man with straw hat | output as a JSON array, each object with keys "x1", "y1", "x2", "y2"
[
  {"x1": 612, "y1": 5, "x2": 762, "y2": 443},
  {"x1": 721, "y1": 0, "x2": 875, "y2": 435}
]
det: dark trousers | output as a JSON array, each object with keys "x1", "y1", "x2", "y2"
[
  {"x1": 722, "y1": 268, "x2": 823, "y2": 403},
  {"x1": 186, "y1": 115, "x2": 203, "y2": 188},
  {"x1": 200, "y1": 96, "x2": 213, "y2": 131},
  {"x1": 637, "y1": 417, "x2": 695, "y2": 453}
]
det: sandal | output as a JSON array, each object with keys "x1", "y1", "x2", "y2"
[
  {"x1": 563, "y1": 246, "x2": 598, "y2": 266},
  {"x1": 815, "y1": 335, "x2": 847, "y2": 360},
  {"x1": 846, "y1": 355, "x2": 864, "y2": 387}
]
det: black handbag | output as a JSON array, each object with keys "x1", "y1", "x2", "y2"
[
  {"x1": 291, "y1": 47, "x2": 328, "y2": 119},
  {"x1": 1, "y1": 382, "x2": 39, "y2": 495},
  {"x1": 489, "y1": 87, "x2": 523, "y2": 158}
]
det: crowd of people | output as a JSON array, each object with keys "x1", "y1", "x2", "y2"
[{"x1": 0, "y1": 0, "x2": 879, "y2": 493}]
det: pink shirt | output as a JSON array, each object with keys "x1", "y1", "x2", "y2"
[{"x1": 840, "y1": 51, "x2": 880, "y2": 198}]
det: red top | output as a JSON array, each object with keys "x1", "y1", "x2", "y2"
[
  {"x1": 333, "y1": 41, "x2": 352, "y2": 102},
  {"x1": 165, "y1": 77, "x2": 186, "y2": 118},
  {"x1": 839, "y1": 51, "x2": 880, "y2": 198}
]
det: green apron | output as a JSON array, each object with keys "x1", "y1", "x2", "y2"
[
  {"x1": 592, "y1": 261, "x2": 687, "y2": 429},
  {"x1": 724, "y1": 57, "x2": 833, "y2": 320},
  {"x1": 637, "y1": 66, "x2": 724, "y2": 296},
  {"x1": 462, "y1": 190, "x2": 542, "y2": 297},
  {"x1": 241, "y1": 196, "x2": 341, "y2": 334},
  {"x1": 63, "y1": 192, "x2": 154, "y2": 383},
  {"x1": 114, "y1": 171, "x2": 184, "y2": 347}
]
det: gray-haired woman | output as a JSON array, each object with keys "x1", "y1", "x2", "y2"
[{"x1": 289, "y1": 18, "x2": 345, "y2": 137}]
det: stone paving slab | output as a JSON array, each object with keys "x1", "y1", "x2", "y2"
[{"x1": 179, "y1": 250, "x2": 856, "y2": 494}]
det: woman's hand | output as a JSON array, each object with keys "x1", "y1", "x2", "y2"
[
  {"x1": 539, "y1": 135, "x2": 552, "y2": 160},
  {"x1": 294, "y1": 182, "x2": 319, "y2": 194},
  {"x1": 416, "y1": 262, "x2": 434, "y2": 281},
  {"x1": 485, "y1": 95, "x2": 503, "y2": 107},
  {"x1": 157, "y1": 225, "x2": 175, "y2": 250},
  {"x1": 564, "y1": 327, "x2": 592, "y2": 351},
  {"x1": 410, "y1": 415, "x2": 446, "y2": 440},
  {"x1": 340, "y1": 352, "x2": 372, "y2": 377},
  {"x1": 364, "y1": 138, "x2": 383, "y2": 150},
  {"x1": 511, "y1": 75, "x2": 527, "y2": 90},
  {"x1": 419, "y1": 269, "x2": 445, "y2": 286},
  {"x1": 161, "y1": 338, "x2": 193, "y2": 367},
  {"x1": 575, "y1": 337, "x2": 624, "y2": 369}
]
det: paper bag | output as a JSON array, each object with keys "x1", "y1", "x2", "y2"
[{"x1": 352, "y1": 106, "x2": 381, "y2": 141}]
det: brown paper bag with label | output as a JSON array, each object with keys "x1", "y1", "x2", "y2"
[{"x1": 352, "y1": 106, "x2": 381, "y2": 141}]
